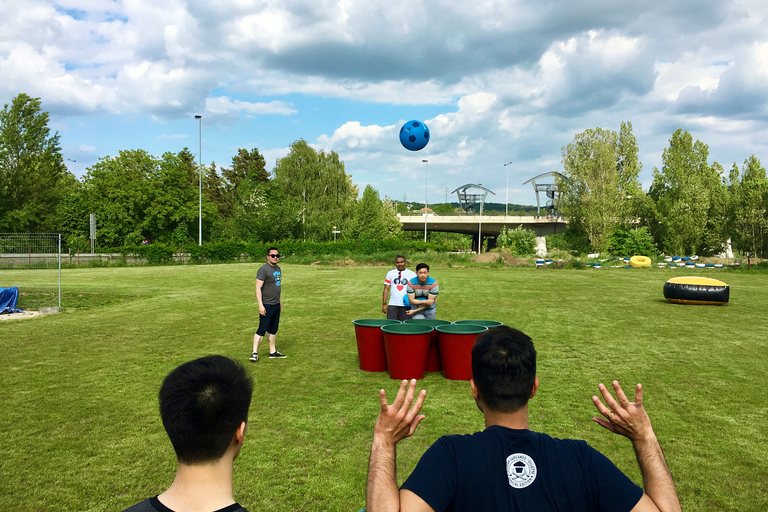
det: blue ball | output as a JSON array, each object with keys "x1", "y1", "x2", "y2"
[{"x1": 399, "y1": 120, "x2": 430, "y2": 151}]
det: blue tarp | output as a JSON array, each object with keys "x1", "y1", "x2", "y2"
[{"x1": 0, "y1": 287, "x2": 23, "y2": 314}]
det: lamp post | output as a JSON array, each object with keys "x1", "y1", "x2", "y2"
[
  {"x1": 503, "y1": 162, "x2": 513, "y2": 217},
  {"x1": 195, "y1": 115, "x2": 202, "y2": 246},
  {"x1": 478, "y1": 183, "x2": 483, "y2": 254},
  {"x1": 422, "y1": 159, "x2": 428, "y2": 242}
]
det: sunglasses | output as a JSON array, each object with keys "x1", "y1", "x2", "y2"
[{"x1": 268, "y1": 253, "x2": 280, "y2": 258}]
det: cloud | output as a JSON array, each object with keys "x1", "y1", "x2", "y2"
[{"x1": 204, "y1": 96, "x2": 297, "y2": 116}]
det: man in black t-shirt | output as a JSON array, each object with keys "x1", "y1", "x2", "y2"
[
  {"x1": 366, "y1": 326, "x2": 683, "y2": 512},
  {"x1": 122, "y1": 356, "x2": 253, "y2": 512}
]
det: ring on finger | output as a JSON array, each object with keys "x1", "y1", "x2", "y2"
[{"x1": 606, "y1": 410, "x2": 614, "y2": 421}]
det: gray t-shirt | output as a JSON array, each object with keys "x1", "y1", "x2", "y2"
[{"x1": 257, "y1": 262, "x2": 282, "y2": 305}]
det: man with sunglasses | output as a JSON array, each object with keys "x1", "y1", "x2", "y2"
[
  {"x1": 383, "y1": 255, "x2": 417, "y2": 321},
  {"x1": 250, "y1": 247, "x2": 286, "y2": 361}
]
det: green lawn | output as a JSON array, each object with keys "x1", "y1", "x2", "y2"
[{"x1": 1, "y1": 264, "x2": 767, "y2": 511}]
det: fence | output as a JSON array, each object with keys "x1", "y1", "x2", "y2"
[{"x1": 0, "y1": 233, "x2": 61, "y2": 309}]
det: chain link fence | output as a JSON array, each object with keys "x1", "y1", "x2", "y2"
[{"x1": 0, "y1": 233, "x2": 61, "y2": 309}]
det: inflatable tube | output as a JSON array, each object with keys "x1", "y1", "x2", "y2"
[
  {"x1": 630, "y1": 255, "x2": 651, "y2": 268},
  {"x1": 663, "y1": 277, "x2": 729, "y2": 305}
]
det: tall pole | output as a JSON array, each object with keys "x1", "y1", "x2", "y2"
[
  {"x1": 478, "y1": 184, "x2": 483, "y2": 254},
  {"x1": 422, "y1": 159, "x2": 428, "y2": 242},
  {"x1": 503, "y1": 162, "x2": 513, "y2": 217},
  {"x1": 195, "y1": 115, "x2": 202, "y2": 246}
]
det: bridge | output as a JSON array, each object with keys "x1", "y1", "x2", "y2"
[{"x1": 398, "y1": 214, "x2": 567, "y2": 238}]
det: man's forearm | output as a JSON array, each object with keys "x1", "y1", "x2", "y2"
[
  {"x1": 367, "y1": 438, "x2": 400, "y2": 512},
  {"x1": 633, "y1": 433, "x2": 682, "y2": 512}
]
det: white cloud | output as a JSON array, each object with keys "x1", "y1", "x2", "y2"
[{"x1": 204, "y1": 96, "x2": 297, "y2": 116}]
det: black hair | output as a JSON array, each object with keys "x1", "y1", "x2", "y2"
[
  {"x1": 159, "y1": 355, "x2": 253, "y2": 464},
  {"x1": 471, "y1": 326, "x2": 536, "y2": 413},
  {"x1": 415, "y1": 263, "x2": 430, "y2": 272},
  {"x1": 267, "y1": 247, "x2": 279, "y2": 255},
  {"x1": 395, "y1": 255, "x2": 406, "y2": 262}
]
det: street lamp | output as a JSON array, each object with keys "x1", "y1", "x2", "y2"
[
  {"x1": 195, "y1": 115, "x2": 202, "y2": 246},
  {"x1": 503, "y1": 162, "x2": 513, "y2": 217},
  {"x1": 422, "y1": 159, "x2": 428, "y2": 242}
]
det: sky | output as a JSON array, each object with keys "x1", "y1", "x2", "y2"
[{"x1": 1, "y1": 0, "x2": 767, "y2": 206}]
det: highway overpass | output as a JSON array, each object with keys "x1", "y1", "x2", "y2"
[{"x1": 398, "y1": 214, "x2": 567, "y2": 238}]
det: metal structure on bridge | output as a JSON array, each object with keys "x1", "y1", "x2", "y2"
[
  {"x1": 521, "y1": 171, "x2": 564, "y2": 219},
  {"x1": 451, "y1": 184, "x2": 495, "y2": 214}
]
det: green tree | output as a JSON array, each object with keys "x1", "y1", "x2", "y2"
[
  {"x1": 272, "y1": 140, "x2": 357, "y2": 241},
  {"x1": 649, "y1": 129, "x2": 727, "y2": 255},
  {"x1": 728, "y1": 156, "x2": 768, "y2": 257},
  {"x1": 0, "y1": 93, "x2": 72, "y2": 231},
  {"x1": 351, "y1": 185, "x2": 387, "y2": 240},
  {"x1": 560, "y1": 125, "x2": 641, "y2": 253},
  {"x1": 77, "y1": 149, "x2": 212, "y2": 246}
]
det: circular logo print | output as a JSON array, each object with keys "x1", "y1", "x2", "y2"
[{"x1": 506, "y1": 453, "x2": 537, "y2": 489}]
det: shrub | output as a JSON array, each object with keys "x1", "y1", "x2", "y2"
[
  {"x1": 609, "y1": 227, "x2": 657, "y2": 257},
  {"x1": 497, "y1": 226, "x2": 536, "y2": 254}
]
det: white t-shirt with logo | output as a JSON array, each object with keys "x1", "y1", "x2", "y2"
[{"x1": 385, "y1": 268, "x2": 417, "y2": 306}]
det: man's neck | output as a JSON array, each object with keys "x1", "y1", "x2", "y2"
[
  {"x1": 483, "y1": 405, "x2": 531, "y2": 430},
  {"x1": 158, "y1": 459, "x2": 236, "y2": 512}
]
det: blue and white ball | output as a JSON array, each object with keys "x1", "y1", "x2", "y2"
[{"x1": 399, "y1": 120, "x2": 430, "y2": 151}]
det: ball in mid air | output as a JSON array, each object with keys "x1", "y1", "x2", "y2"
[{"x1": 399, "y1": 120, "x2": 430, "y2": 151}]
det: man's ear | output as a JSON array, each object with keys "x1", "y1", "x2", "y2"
[
  {"x1": 470, "y1": 379, "x2": 479, "y2": 400},
  {"x1": 530, "y1": 376, "x2": 539, "y2": 399},
  {"x1": 234, "y1": 421, "x2": 246, "y2": 445}
]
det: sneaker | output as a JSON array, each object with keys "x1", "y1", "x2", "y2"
[
  {"x1": 249, "y1": 352, "x2": 259, "y2": 362},
  {"x1": 269, "y1": 351, "x2": 287, "y2": 359}
]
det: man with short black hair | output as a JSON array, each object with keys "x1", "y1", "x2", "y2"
[
  {"x1": 251, "y1": 246, "x2": 286, "y2": 361},
  {"x1": 406, "y1": 263, "x2": 438, "y2": 319},
  {"x1": 383, "y1": 255, "x2": 417, "y2": 321},
  {"x1": 122, "y1": 355, "x2": 253, "y2": 512},
  {"x1": 367, "y1": 326, "x2": 682, "y2": 512}
]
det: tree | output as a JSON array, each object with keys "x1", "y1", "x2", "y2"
[
  {"x1": 351, "y1": 185, "x2": 387, "y2": 240},
  {"x1": 0, "y1": 93, "x2": 72, "y2": 232},
  {"x1": 272, "y1": 140, "x2": 357, "y2": 241},
  {"x1": 728, "y1": 156, "x2": 768, "y2": 257},
  {"x1": 648, "y1": 129, "x2": 727, "y2": 255},
  {"x1": 77, "y1": 149, "x2": 210, "y2": 246},
  {"x1": 560, "y1": 125, "x2": 641, "y2": 253}
]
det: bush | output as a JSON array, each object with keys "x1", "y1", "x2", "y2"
[
  {"x1": 608, "y1": 227, "x2": 657, "y2": 257},
  {"x1": 497, "y1": 226, "x2": 536, "y2": 254}
]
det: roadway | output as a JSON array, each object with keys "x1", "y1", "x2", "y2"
[{"x1": 398, "y1": 214, "x2": 567, "y2": 237}]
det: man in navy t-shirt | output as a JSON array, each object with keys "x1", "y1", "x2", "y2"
[{"x1": 366, "y1": 326, "x2": 682, "y2": 512}]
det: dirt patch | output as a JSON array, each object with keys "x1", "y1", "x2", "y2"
[{"x1": 0, "y1": 311, "x2": 41, "y2": 321}]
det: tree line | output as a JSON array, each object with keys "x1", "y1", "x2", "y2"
[
  {"x1": 559, "y1": 122, "x2": 768, "y2": 257},
  {"x1": 2, "y1": 93, "x2": 767, "y2": 257},
  {"x1": 0, "y1": 93, "x2": 404, "y2": 251}
]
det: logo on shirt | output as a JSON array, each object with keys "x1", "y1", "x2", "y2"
[
  {"x1": 274, "y1": 270, "x2": 281, "y2": 286},
  {"x1": 506, "y1": 453, "x2": 537, "y2": 489}
]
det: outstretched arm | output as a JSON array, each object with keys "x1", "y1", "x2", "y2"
[
  {"x1": 367, "y1": 380, "x2": 427, "y2": 512},
  {"x1": 592, "y1": 381, "x2": 682, "y2": 512}
]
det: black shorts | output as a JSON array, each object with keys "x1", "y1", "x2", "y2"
[
  {"x1": 256, "y1": 303, "x2": 281, "y2": 336},
  {"x1": 386, "y1": 305, "x2": 409, "y2": 321}
]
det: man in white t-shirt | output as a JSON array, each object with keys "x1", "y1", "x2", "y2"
[{"x1": 382, "y1": 255, "x2": 417, "y2": 321}]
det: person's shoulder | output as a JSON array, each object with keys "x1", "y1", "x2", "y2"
[{"x1": 403, "y1": 269, "x2": 417, "y2": 278}]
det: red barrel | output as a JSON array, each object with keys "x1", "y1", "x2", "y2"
[
  {"x1": 453, "y1": 320, "x2": 503, "y2": 328},
  {"x1": 436, "y1": 324, "x2": 489, "y2": 380},
  {"x1": 381, "y1": 323, "x2": 433, "y2": 380},
  {"x1": 404, "y1": 319, "x2": 451, "y2": 372},
  {"x1": 353, "y1": 319, "x2": 401, "y2": 372}
]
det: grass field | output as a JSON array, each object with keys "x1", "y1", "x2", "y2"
[{"x1": 1, "y1": 263, "x2": 767, "y2": 511}]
